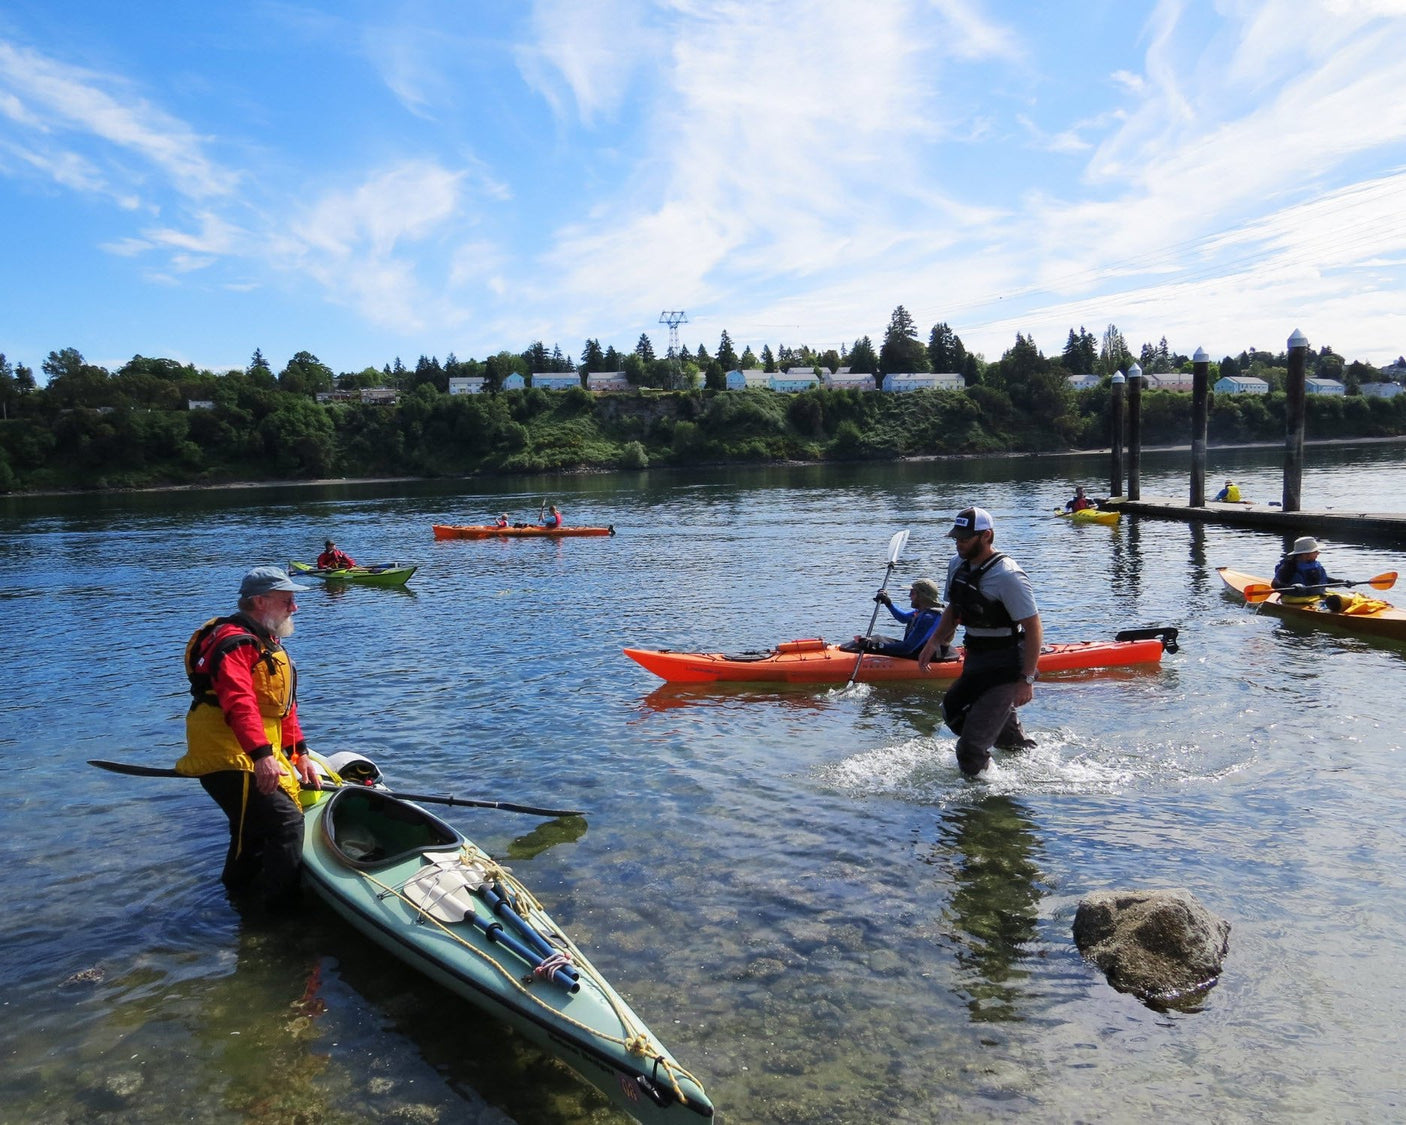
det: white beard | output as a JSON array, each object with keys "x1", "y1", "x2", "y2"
[{"x1": 254, "y1": 611, "x2": 295, "y2": 638}]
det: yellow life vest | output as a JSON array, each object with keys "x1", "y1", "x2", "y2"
[
  {"x1": 176, "y1": 616, "x2": 301, "y2": 805},
  {"x1": 1224, "y1": 484, "x2": 1241, "y2": 502}
]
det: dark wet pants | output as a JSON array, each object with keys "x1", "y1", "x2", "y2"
[
  {"x1": 941, "y1": 644, "x2": 1032, "y2": 776},
  {"x1": 199, "y1": 771, "x2": 305, "y2": 911}
]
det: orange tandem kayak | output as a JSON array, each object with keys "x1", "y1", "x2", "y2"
[
  {"x1": 1218, "y1": 566, "x2": 1406, "y2": 642},
  {"x1": 623, "y1": 628, "x2": 1177, "y2": 684},
  {"x1": 433, "y1": 524, "x2": 616, "y2": 539}
]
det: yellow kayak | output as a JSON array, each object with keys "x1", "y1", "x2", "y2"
[{"x1": 1055, "y1": 507, "x2": 1120, "y2": 526}]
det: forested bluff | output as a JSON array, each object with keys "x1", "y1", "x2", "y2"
[{"x1": 2, "y1": 321, "x2": 1404, "y2": 494}]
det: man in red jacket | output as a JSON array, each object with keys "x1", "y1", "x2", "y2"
[{"x1": 177, "y1": 566, "x2": 321, "y2": 912}]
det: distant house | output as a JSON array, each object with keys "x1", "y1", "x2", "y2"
[
  {"x1": 725, "y1": 369, "x2": 770, "y2": 390},
  {"x1": 770, "y1": 369, "x2": 820, "y2": 393},
  {"x1": 586, "y1": 370, "x2": 630, "y2": 393},
  {"x1": 1214, "y1": 376, "x2": 1270, "y2": 395},
  {"x1": 359, "y1": 387, "x2": 398, "y2": 405},
  {"x1": 187, "y1": 399, "x2": 215, "y2": 411},
  {"x1": 1066, "y1": 373, "x2": 1101, "y2": 390},
  {"x1": 823, "y1": 370, "x2": 876, "y2": 391},
  {"x1": 1380, "y1": 358, "x2": 1406, "y2": 381},
  {"x1": 882, "y1": 372, "x2": 964, "y2": 393},
  {"x1": 315, "y1": 389, "x2": 356, "y2": 404},
  {"x1": 531, "y1": 373, "x2": 582, "y2": 391},
  {"x1": 448, "y1": 376, "x2": 486, "y2": 395},
  {"x1": 1361, "y1": 381, "x2": 1404, "y2": 399},
  {"x1": 502, "y1": 373, "x2": 526, "y2": 391},
  {"x1": 1143, "y1": 372, "x2": 1195, "y2": 392},
  {"x1": 1305, "y1": 377, "x2": 1346, "y2": 396}
]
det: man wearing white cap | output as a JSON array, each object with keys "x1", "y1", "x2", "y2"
[
  {"x1": 1271, "y1": 536, "x2": 1341, "y2": 603},
  {"x1": 175, "y1": 566, "x2": 322, "y2": 912},
  {"x1": 918, "y1": 507, "x2": 1043, "y2": 776}
]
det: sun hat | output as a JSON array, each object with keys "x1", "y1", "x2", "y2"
[
  {"x1": 1290, "y1": 536, "x2": 1324, "y2": 555},
  {"x1": 909, "y1": 578, "x2": 943, "y2": 607},
  {"x1": 947, "y1": 507, "x2": 994, "y2": 538},
  {"x1": 240, "y1": 566, "x2": 310, "y2": 597}
]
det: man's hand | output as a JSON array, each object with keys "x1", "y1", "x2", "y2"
[
  {"x1": 252, "y1": 754, "x2": 283, "y2": 795},
  {"x1": 295, "y1": 755, "x2": 322, "y2": 789}
]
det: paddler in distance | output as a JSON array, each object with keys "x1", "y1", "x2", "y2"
[
  {"x1": 176, "y1": 566, "x2": 322, "y2": 913},
  {"x1": 918, "y1": 507, "x2": 1043, "y2": 777}
]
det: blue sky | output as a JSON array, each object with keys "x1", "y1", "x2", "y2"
[{"x1": 3, "y1": 0, "x2": 1406, "y2": 379}]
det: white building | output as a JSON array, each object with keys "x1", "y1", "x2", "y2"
[
  {"x1": 1361, "y1": 381, "x2": 1404, "y2": 399},
  {"x1": 822, "y1": 370, "x2": 876, "y2": 391},
  {"x1": 1213, "y1": 376, "x2": 1270, "y2": 395},
  {"x1": 448, "y1": 376, "x2": 486, "y2": 395},
  {"x1": 882, "y1": 372, "x2": 965, "y2": 392},
  {"x1": 770, "y1": 370, "x2": 820, "y2": 393},
  {"x1": 1305, "y1": 377, "x2": 1346, "y2": 395},
  {"x1": 586, "y1": 370, "x2": 630, "y2": 392},
  {"x1": 1066, "y1": 373, "x2": 1100, "y2": 390},
  {"x1": 531, "y1": 373, "x2": 582, "y2": 391}
]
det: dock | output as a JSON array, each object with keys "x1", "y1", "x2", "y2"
[{"x1": 1104, "y1": 496, "x2": 1406, "y2": 548}]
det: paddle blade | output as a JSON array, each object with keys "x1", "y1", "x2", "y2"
[
  {"x1": 89, "y1": 759, "x2": 183, "y2": 777},
  {"x1": 886, "y1": 529, "x2": 910, "y2": 565},
  {"x1": 1241, "y1": 583, "x2": 1275, "y2": 604},
  {"x1": 1365, "y1": 571, "x2": 1398, "y2": 590}
]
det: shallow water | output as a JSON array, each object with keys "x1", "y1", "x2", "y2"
[{"x1": 4, "y1": 444, "x2": 1406, "y2": 1123}]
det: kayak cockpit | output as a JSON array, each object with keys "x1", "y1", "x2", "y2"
[{"x1": 322, "y1": 787, "x2": 463, "y2": 869}]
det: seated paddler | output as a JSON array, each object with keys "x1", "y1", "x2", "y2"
[
  {"x1": 842, "y1": 577, "x2": 949, "y2": 659},
  {"x1": 317, "y1": 539, "x2": 356, "y2": 569},
  {"x1": 1271, "y1": 536, "x2": 1342, "y2": 603}
]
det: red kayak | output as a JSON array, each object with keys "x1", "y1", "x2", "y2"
[
  {"x1": 623, "y1": 628, "x2": 1177, "y2": 684},
  {"x1": 433, "y1": 524, "x2": 616, "y2": 539}
]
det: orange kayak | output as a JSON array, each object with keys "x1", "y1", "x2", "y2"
[
  {"x1": 623, "y1": 628, "x2": 1176, "y2": 684},
  {"x1": 433, "y1": 524, "x2": 616, "y2": 539}
]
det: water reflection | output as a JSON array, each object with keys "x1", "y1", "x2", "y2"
[
  {"x1": 1188, "y1": 522, "x2": 1209, "y2": 596},
  {"x1": 926, "y1": 795, "x2": 1046, "y2": 1023},
  {"x1": 1109, "y1": 516, "x2": 1144, "y2": 602}
]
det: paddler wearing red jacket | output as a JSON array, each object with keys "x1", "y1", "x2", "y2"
[
  {"x1": 317, "y1": 539, "x2": 356, "y2": 569},
  {"x1": 176, "y1": 566, "x2": 322, "y2": 912}
]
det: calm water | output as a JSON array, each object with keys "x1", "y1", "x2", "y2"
[{"x1": 4, "y1": 445, "x2": 1406, "y2": 1124}]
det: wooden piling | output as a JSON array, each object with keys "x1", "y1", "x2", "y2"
[
  {"x1": 1284, "y1": 329, "x2": 1308, "y2": 512},
  {"x1": 1109, "y1": 371, "x2": 1125, "y2": 498},
  {"x1": 1127, "y1": 363, "x2": 1143, "y2": 501},
  {"x1": 1190, "y1": 347, "x2": 1209, "y2": 506}
]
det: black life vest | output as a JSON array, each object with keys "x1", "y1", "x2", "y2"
[{"x1": 948, "y1": 552, "x2": 1019, "y2": 635}]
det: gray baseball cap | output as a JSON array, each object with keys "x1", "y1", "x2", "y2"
[{"x1": 239, "y1": 566, "x2": 310, "y2": 597}]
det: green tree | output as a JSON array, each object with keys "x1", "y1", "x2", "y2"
[
  {"x1": 249, "y1": 348, "x2": 272, "y2": 375},
  {"x1": 1061, "y1": 327, "x2": 1097, "y2": 374},
  {"x1": 1099, "y1": 324, "x2": 1133, "y2": 377},
  {"x1": 581, "y1": 338, "x2": 606, "y2": 373},
  {"x1": 927, "y1": 322, "x2": 968, "y2": 374},
  {"x1": 635, "y1": 334, "x2": 656, "y2": 362},
  {"x1": 717, "y1": 330, "x2": 739, "y2": 371},
  {"x1": 848, "y1": 336, "x2": 879, "y2": 375},
  {"x1": 879, "y1": 306, "x2": 929, "y2": 374},
  {"x1": 278, "y1": 351, "x2": 335, "y2": 397},
  {"x1": 761, "y1": 345, "x2": 776, "y2": 373},
  {"x1": 739, "y1": 345, "x2": 758, "y2": 369}
]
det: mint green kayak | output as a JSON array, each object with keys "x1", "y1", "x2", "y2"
[
  {"x1": 301, "y1": 787, "x2": 713, "y2": 1123},
  {"x1": 289, "y1": 559, "x2": 417, "y2": 587}
]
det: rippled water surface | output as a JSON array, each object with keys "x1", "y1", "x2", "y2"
[{"x1": 4, "y1": 444, "x2": 1406, "y2": 1124}]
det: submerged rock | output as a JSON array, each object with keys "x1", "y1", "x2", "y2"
[{"x1": 1073, "y1": 888, "x2": 1230, "y2": 1005}]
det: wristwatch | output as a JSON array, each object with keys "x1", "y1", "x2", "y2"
[{"x1": 1022, "y1": 672, "x2": 1038, "y2": 685}]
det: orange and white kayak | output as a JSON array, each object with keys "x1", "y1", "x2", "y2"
[
  {"x1": 433, "y1": 524, "x2": 616, "y2": 539},
  {"x1": 623, "y1": 629, "x2": 1176, "y2": 684}
]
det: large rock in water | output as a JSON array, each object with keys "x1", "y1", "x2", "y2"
[{"x1": 1073, "y1": 888, "x2": 1230, "y2": 1005}]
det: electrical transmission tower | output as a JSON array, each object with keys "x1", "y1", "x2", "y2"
[{"x1": 659, "y1": 310, "x2": 688, "y2": 358}]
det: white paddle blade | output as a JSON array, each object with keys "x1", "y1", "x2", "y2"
[{"x1": 886, "y1": 529, "x2": 910, "y2": 565}]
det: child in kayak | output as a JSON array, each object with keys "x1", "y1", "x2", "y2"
[
  {"x1": 1272, "y1": 536, "x2": 1343, "y2": 602},
  {"x1": 541, "y1": 504, "x2": 562, "y2": 529}
]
